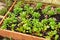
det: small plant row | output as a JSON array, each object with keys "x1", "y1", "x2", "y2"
[{"x1": 1, "y1": 1, "x2": 60, "y2": 40}]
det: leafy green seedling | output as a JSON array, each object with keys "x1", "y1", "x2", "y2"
[
  {"x1": 14, "y1": 7, "x2": 23, "y2": 15},
  {"x1": 32, "y1": 19, "x2": 39, "y2": 25},
  {"x1": 48, "y1": 18, "x2": 55, "y2": 22},
  {"x1": 10, "y1": 24, "x2": 16, "y2": 31},
  {"x1": 32, "y1": 27, "x2": 39, "y2": 32},
  {"x1": 47, "y1": 10, "x2": 55, "y2": 16},
  {"x1": 42, "y1": 5, "x2": 51, "y2": 14},
  {"x1": 41, "y1": 19, "x2": 48, "y2": 25},
  {"x1": 37, "y1": 33, "x2": 43, "y2": 37},
  {"x1": 49, "y1": 21, "x2": 56, "y2": 30},
  {"x1": 55, "y1": 7, "x2": 60, "y2": 13},
  {"x1": 58, "y1": 23, "x2": 60, "y2": 28},
  {"x1": 55, "y1": 34, "x2": 59, "y2": 40},
  {"x1": 23, "y1": 23, "x2": 32, "y2": 33},
  {"x1": 32, "y1": 12, "x2": 40, "y2": 18},
  {"x1": 36, "y1": 2, "x2": 42, "y2": 9},
  {"x1": 45, "y1": 36, "x2": 51, "y2": 40},
  {"x1": 48, "y1": 30, "x2": 57, "y2": 37},
  {"x1": 16, "y1": 27, "x2": 24, "y2": 32},
  {"x1": 27, "y1": 7, "x2": 34, "y2": 14},
  {"x1": 20, "y1": 12, "x2": 27, "y2": 18},
  {"x1": 43, "y1": 25, "x2": 48, "y2": 31},
  {"x1": 1, "y1": 14, "x2": 17, "y2": 29},
  {"x1": 24, "y1": 4, "x2": 30, "y2": 10}
]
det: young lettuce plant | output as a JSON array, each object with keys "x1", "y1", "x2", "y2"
[
  {"x1": 28, "y1": 7, "x2": 34, "y2": 14},
  {"x1": 36, "y1": 2, "x2": 42, "y2": 9},
  {"x1": 23, "y1": 24, "x2": 32, "y2": 33},
  {"x1": 32, "y1": 12, "x2": 40, "y2": 19},
  {"x1": 55, "y1": 7, "x2": 60, "y2": 13},
  {"x1": 32, "y1": 19, "x2": 39, "y2": 31},
  {"x1": 40, "y1": 19, "x2": 49, "y2": 31},
  {"x1": 10, "y1": 24, "x2": 16, "y2": 31},
  {"x1": 45, "y1": 36, "x2": 51, "y2": 40},
  {"x1": 24, "y1": 4, "x2": 30, "y2": 11},
  {"x1": 42, "y1": 5, "x2": 51, "y2": 14},
  {"x1": 1, "y1": 13, "x2": 17, "y2": 30},
  {"x1": 47, "y1": 10, "x2": 55, "y2": 16},
  {"x1": 20, "y1": 11, "x2": 27, "y2": 18},
  {"x1": 24, "y1": 4, "x2": 34, "y2": 14},
  {"x1": 16, "y1": 26, "x2": 24, "y2": 33},
  {"x1": 49, "y1": 18, "x2": 56, "y2": 30},
  {"x1": 17, "y1": 19, "x2": 32, "y2": 33},
  {"x1": 48, "y1": 30, "x2": 57, "y2": 37},
  {"x1": 13, "y1": 7, "x2": 23, "y2": 15},
  {"x1": 48, "y1": 18, "x2": 55, "y2": 22},
  {"x1": 43, "y1": 25, "x2": 48, "y2": 31},
  {"x1": 32, "y1": 18, "x2": 39, "y2": 25},
  {"x1": 41, "y1": 19, "x2": 48, "y2": 25},
  {"x1": 55, "y1": 34, "x2": 59, "y2": 40},
  {"x1": 58, "y1": 23, "x2": 60, "y2": 28},
  {"x1": 32, "y1": 19, "x2": 43, "y2": 34},
  {"x1": 49, "y1": 21, "x2": 56, "y2": 30}
]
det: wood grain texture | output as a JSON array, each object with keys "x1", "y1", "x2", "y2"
[
  {"x1": 24, "y1": 0, "x2": 52, "y2": 3},
  {"x1": 0, "y1": 29, "x2": 47, "y2": 40},
  {"x1": 24, "y1": 0, "x2": 60, "y2": 5},
  {"x1": 52, "y1": 0, "x2": 60, "y2": 5}
]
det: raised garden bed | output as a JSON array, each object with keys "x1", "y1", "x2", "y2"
[{"x1": 0, "y1": 1, "x2": 60, "y2": 40}]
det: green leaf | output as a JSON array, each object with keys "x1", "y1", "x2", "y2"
[
  {"x1": 43, "y1": 25, "x2": 48, "y2": 31},
  {"x1": 58, "y1": 23, "x2": 60, "y2": 28},
  {"x1": 42, "y1": 5, "x2": 51, "y2": 14},
  {"x1": 55, "y1": 34, "x2": 59, "y2": 40},
  {"x1": 48, "y1": 18, "x2": 55, "y2": 22},
  {"x1": 49, "y1": 21, "x2": 56, "y2": 30},
  {"x1": 45, "y1": 36, "x2": 51, "y2": 40},
  {"x1": 32, "y1": 19, "x2": 39, "y2": 25},
  {"x1": 41, "y1": 19, "x2": 48, "y2": 25},
  {"x1": 37, "y1": 33, "x2": 43, "y2": 37},
  {"x1": 33, "y1": 27, "x2": 38, "y2": 32},
  {"x1": 14, "y1": 7, "x2": 23, "y2": 15},
  {"x1": 16, "y1": 27, "x2": 24, "y2": 32},
  {"x1": 47, "y1": 10, "x2": 55, "y2": 16},
  {"x1": 24, "y1": 4, "x2": 30, "y2": 10},
  {"x1": 36, "y1": 2, "x2": 42, "y2": 9},
  {"x1": 20, "y1": 12, "x2": 27, "y2": 18},
  {"x1": 55, "y1": 7, "x2": 60, "y2": 13},
  {"x1": 48, "y1": 30, "x2": 57, "y2": 37},
  {"x1": 1, "y1": 25, "x2": 7, "y2": 29},
  {"x1": 11, "y1": 24, "x2": 16, "y2": 31},
  {"x1": 32, "y1": 12, "x2": 40, "y2": 18}
]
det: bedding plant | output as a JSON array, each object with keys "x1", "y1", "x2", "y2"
[{"x1": 1, "y1": 1, "x2": 60, "y2": 40}]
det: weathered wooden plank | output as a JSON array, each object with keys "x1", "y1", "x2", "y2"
[
  {"x1": 52, "y1": 0, "x2": 60, "y2": 5},
  {"x1": 24, "y1": 0, "x2": 52, "y2": 3}
]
